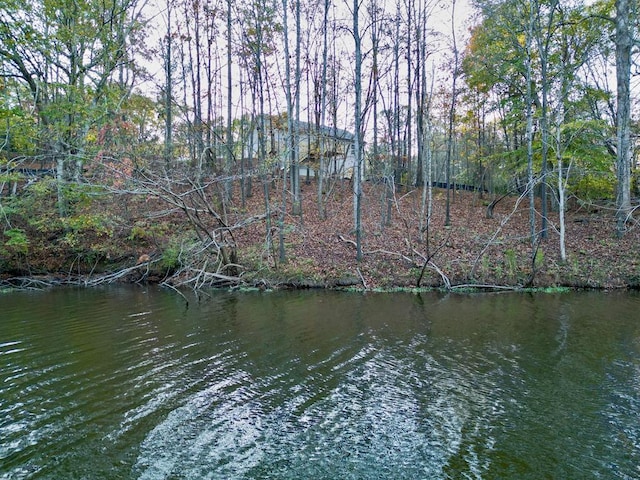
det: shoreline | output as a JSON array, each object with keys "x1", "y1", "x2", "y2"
[
  {"x1": 2, "y1": 183, "x2": 638, "y2": 293},
  {"x1": 2, "y1": 268, "x2": 639, "y2": 293}
]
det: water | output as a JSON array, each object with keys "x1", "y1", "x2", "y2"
[{"x1": 1, "y1": 287, "x2": 639, "y2": 479}]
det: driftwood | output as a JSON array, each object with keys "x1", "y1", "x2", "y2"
[
  {"x1": 84, "y1": 262, "x2": 153, "y2": 287},
  {"x1": 0, "y1": 276, "x2": 59, "y2": 290}
]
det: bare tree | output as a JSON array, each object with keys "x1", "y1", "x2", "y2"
[
  {"x1": 317, "y1": 0, "x2": 331, "y2": 219},
  {"x1": 353, "y1": 0, "x2": 364, "y2": 261},
  {"x1": 226, "y1": 0, "x2": 234, "y2": 202},
  {"x1": 444, "y1": 0, "x2": 460, "y2": 227},
  {"x1": 615, "y1": 0, "x2": 633, "y2": 237},
  {"x1": 163, "y1": 0, "x2": 174, "y2": 167},
  {"x1": 280, "y1": 0, "x2": 294, "y2": 262},
  {"x1": 525, "y1": 0, "x2": 536, "y2": 246},
  {"x1": 532, "y1": 0, "x2": 560, "y2": 240},
  {"x1": 292, "y1": 0, "x2": 303, "y2": 216}
]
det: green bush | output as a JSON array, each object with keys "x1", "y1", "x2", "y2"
[
  {"x1": 3, "y1": 228, "x2": 29, "y2": 255},
  {"x1": 161, "y1": 240, "x2": 183, "y2": 270},
  {"x1": 572, "y1": 174, "x2": 615, "y2": 200}
]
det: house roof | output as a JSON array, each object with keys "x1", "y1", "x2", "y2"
[
  {"x1": 263, "y1": 115, "x2": 355, "y2": 143},
  {"x1": 304, "y1": 122, "x2": 355, "y2": 143}
]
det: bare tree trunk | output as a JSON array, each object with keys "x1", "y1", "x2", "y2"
[
  {"x1": 353, "y1": 0, "x2": 363, "y2": 262},
  {"x1": 414, "y1": 0, "x2": 424, "y2": 188},
  {"x1": 556, "y1": 121, "x2": 568, "y2": 263},
  {"x1": 369, "y1": 0, "x2": 386, "y2": 230},
  {"x1": 444, "y1": 0, "x2": 459, "y2": 227},
  {"x1": 194, "y1": 4, "x2": 204, "y2": 169},
  {"x1": 177, "y1": 22, "x2": 194, "y2": 164},
  {"x1": 615, "y1": 0, "x2": 632, "y2": 237},
  {"x1": 241, "y1": 71, "x2": 253, "y2": 199},
  {"x1": 226, "y1": 0, "x2": 234, "y2": 202},
  {"x1": 55, "y1": 144, "x2": 67, "y2": 217},
  {"x1": 405, "y1": 0, "x2": 413, "y2": 187},
  {"x1": 526, "y1": 3, "x2": 536, "y2": 246},
  {"x1": 555, "y1": 50, "x2": 570, "y2": 262},
  {"x1": 184, "y1": 1, "x2": 204, "y2": 172},
  {"x1": 533, "y1": 0, "x2": 560, "y2": 240},
  {"x1": 280, "y1": 0, "x2": 294, "y2": 262},
  {"x1": 419, "y1": 63, "x2": 435, "y2": 243},
  {"x1": 164, "y1": 0, "x2": 173, "y2": 167},
  {"x1": 247, "y1": 14, "x2": 272, "y2": 257},
  {"x1": 317, "y1": 0, "x2": 330, "y2": 219},
  {"x1": 291, "y1": 0, "x2": 302, "y2": 216}
]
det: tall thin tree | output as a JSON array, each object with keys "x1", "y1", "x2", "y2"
[
  {"x1": 164, "y1": 0, "x2": 174, "y2": 167},
  {"x1": 615, "y1": 0, "x2": 633, "y2": 237},
  {"x1": 353, "y1": 0, "x2": 364, "y2": 261},
  {"x1": 444, "y1": 0, "x2": 459, "y2": 227},
  {"x1": 226, "y1": 0, "x2": 234, "y2": 201}
]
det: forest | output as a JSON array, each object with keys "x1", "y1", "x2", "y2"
[{"x1": 0, "y1": 0, "x2": 639, "y2": 291}]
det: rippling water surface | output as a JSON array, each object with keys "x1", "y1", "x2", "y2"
[{"x1": 1, "y1": 287, "x2": 639, "y2": 479}]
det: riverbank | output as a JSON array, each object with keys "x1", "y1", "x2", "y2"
[
  {"x1": 1, "y1": 179, "x2": 639, "y2": 291},
  {"x1": 232, "y1": 182, "x2": 639, "y2": 290}
]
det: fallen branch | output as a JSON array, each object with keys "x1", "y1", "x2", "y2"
[
  {"x1": 84, "y1": 262, "x2": 154, "y2": 287},
  {"x1": 426, "y1": 261, "x2": 451, "y2": 290},
  {"x1": 171, "y1": 267, "x2": 243, "y2": 289},
  {"x1": 414, "y1": 231, "x2": 451, "y2": 288},
  {"x1": 450, "y1": 283, "x2": 522, "y2": 291},
  {"x1": 366, "y1": 248, "x2": 415, "y2": 265},
  {"x1": 356, "y1": 268, "x2": 368, "y2": 289},
  {"x1": 0, "y1": 276, "x2": 58, "y2": 290},
  {"x1": 337, "y1": 234, "x2": 357, "y2": 247},
  {"x1": 159, "y1": 281, "x2": 190, "y2": 305},
  {"x1": 471, "y1": 185, "x2": 532, "y2": 280},
  {"x1": 337, "y1": 234, "x2": 415, "y2": 264}
]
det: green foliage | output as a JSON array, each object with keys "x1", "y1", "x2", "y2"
[
  {"x1": 463, "y1": 1, "x2": 527, "y2": 95},
  {"x1": 546, "y1": 120, "x2": 616, "y2": 200},
  {"x1": 464, "y1": 1, "x2": 617, "y2": 201},
  {"x1": 572, "y1": 175, "x2": 615, "y2": 200},
  {"x1": 26, "y1": 176, "x2": 57, "y2": 197},
  {"x1": 2, "y1": 228, "x2": 28, "y2": 255},
  {"x1": 161, "y1": 239, "x2": 185, "y2": 270},
  {"x1": 128, "y1": 224, "x2": 150, "y2": 242},
  {"x1": 61, "y1": 213, "x2": 112, "y2": 236},
  {"x1": 0, "y1": 102, "x2": 39, "y2": 155},
  {"x1": 3, "y1": 174, "x2": 114, "y2": 262},
  {"x1": 0, "y1": 0, "x2": 146, "y2": 186},
  {"x1": 504, "y1": 249, "x2": 518, "y2": 278},
  {"x1": 0, "y1": 197, "x2": 20, "y2": 217},
  {"x1": 0, "y1": 172, "x2": 24, "y2": 184},
  {"x1": 534, "y1": 248, "x2": 544, "y2": 271},
  {"x1": 60, "y1": 231, "x2": 80, "y2": 249},
  {"x1": 13, "y1": 178, "x2": 60, "y2": 233},
  {"x1": 62, "y1": 183, "x2": 103, "y2": 209},
  {"x1": 19, "y1": 179, "x2": 107, "y2": 229}
]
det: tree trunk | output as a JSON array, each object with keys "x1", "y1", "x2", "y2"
[
  {"x1": 291, "y1": 0, "x2": 302, "y2": 216},
  {"x1": 526, "y1": 4, "x2": 536, "y2": 246},
  {"x1": 444, "y1": 0, "x2": 459, "y2": 227},
  {"x1": 164, "y1": 1, "x2": 173, "y2": 167},
  {"x1": 405, "y1": 0, "x2": 413, "y2": 188},
  {"x1": 615, "y1": 0, "x2": 632, "y2": 237},
  {"x1": 317, "y1": 0, "x2": 330, "y2": 219},
  {"x1": 353, "y1": 0, "x2": 363, "y2": 262},
  {"x1": 226, "y1": 0, "x2": 234, "y2": 202}
]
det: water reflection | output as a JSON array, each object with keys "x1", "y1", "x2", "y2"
[{"x1": 1, "y1": 288, "x2": 639, "y2": 479}]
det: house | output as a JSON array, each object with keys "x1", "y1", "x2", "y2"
[{"x1": 245, "y1": 114, "x2": 360, "y2": 180}]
